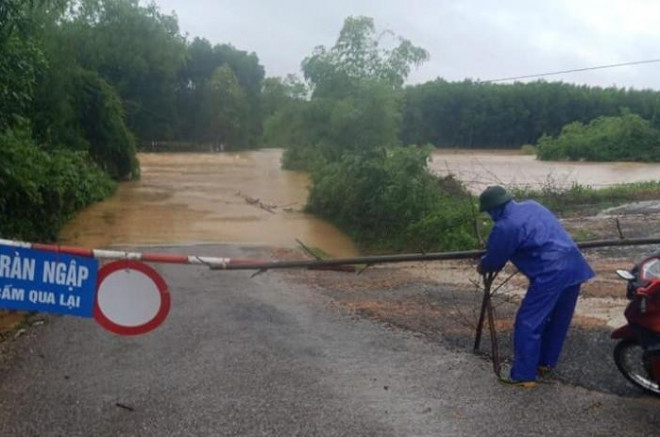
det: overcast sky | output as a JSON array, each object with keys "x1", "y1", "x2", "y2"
[{"x1": 152, "y1": 0, "x2": 660, "y2": 90}]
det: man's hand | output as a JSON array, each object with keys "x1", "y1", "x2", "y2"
[{"x1": 476, "y1": 261, "x2": 486, "y2": 275}]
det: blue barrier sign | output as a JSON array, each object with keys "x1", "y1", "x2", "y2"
[{"x1": 0, "y1": 244, "x2": 98, "y2": 317}]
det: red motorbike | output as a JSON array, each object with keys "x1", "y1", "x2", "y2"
[{"x1": 612, "y1": 254, "x2": 660, "y2": 396}]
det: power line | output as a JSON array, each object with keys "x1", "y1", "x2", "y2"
[{"x1": 481, "y1": 58, "x2": 660, "y2": 83}]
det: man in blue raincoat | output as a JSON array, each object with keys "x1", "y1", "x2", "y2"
[{"x1": 477, "y1": 186, "x2": 594, "y2": 386}]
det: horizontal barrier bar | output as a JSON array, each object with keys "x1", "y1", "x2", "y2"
[
  {"x1": 2, "y1": 237, "x2": 659, "y2": 272},
  {"x1": 212, "y1": 237, "x2": 660, "y2": 271}
]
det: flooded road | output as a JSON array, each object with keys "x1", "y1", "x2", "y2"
[
  {"x1": 59, "y1": 150, "x2": 359, "y2": 256},
  {"x1": 60, "y1": 149, "x2": 660, "y2": 253},
  {"x1": 429, "y1": 149, "x2": 660, "y2": 193}
]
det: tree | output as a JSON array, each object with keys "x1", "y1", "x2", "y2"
[
  {"x1": 261, "y1": 75, "x2": 307, "y2": 118},
  {"x1": 0, "y1": 0, "x2": 129, "y2": 240},
  {"x1": 176, "y1": 37, "x2": 265, "y2": 147},
  {"x1": 0, "y1": 0, "x2": 57, "y2": 130},
  {"x1": 61, "y1": 0, "x2": 187, "y2": 141},
  {"x1": 200, "y1": 64, "x2": 248, "y2": 148},
  {"x1": 302, "y1": 16, "x2": 428, "y2": 97},
  {"x1": 400, "y1": 79, "x2": 660, "y2": 149},
  {"x1": 73, "y1": 69, "x2": 139, "y2": 179},
  {"x1": 278, "y1": 16, "x2": 429, "y2": 169},
  {"x1": 277, "y1": 17, "x2": 477, "y2": 254}
]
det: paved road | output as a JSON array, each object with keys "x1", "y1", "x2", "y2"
[{"x1": 0, "y1": 245, "x2": 658, "y2": 436}]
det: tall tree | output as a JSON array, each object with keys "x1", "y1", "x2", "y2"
[
  {"x1": 302, "y1": 16, "x2": 428, "y2": 97},
  {"x1": 0, "y1": 0, "x2": 54, "y2": 130},
  {"x1": 176, "y1": 37, "x2": 265, "y2": 148},
  {"x1": 200, "y1": 64, "x2": 248, "y2": 148},
  {"x1": 280, "y1": 15, "x2": 429, "y2": 169},
  {"x1": 61, "y1": 0, "x2": 186, "y2": 141}
]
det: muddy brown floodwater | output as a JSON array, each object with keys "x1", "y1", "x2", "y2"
[
  {"x1": 60, "y1": 149, "x2": 660, "y2": 256},
  {"x1": 59, "y1": 150, "x2": 359, "y2": 257},
  {"x1": 429, "y1": 149, "x2": 660, "y2": 193}
]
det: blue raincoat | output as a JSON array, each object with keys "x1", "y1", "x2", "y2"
[{"x1": 481, "y1": 200, "x2": 594, "y2": 381}]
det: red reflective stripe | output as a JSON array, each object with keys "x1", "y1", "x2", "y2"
[
  {"x1": 9, "y1": 239, "x2": 237, "y2": 266},
  {"x1": 32, "y1": 243, "x2": 93, "y2": 258},
  {"x1": 60, "y1": 246, "x2": 94, "y2": 257},
  {"x1": 141, "y1": 253, "x2": 189, "y2": 264}
]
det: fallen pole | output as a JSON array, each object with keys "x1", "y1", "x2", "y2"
[{"x1": 210, "y1": 237, "x2": 660, "y2": 271}]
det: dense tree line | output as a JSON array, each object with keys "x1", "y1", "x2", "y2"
[
  {"x1": 268, "y1": 59, "x2": 660, "y2": 159},
  {"x1": 1, "y1": 0, "x2": 125, "y2": 240},
  {"x1": 176, "y1": 38, "x2": 264, "y2": 148},
  {"x1": 4, "y1": 0, "x2": 266, "y2": 153},
  {"x1": 401, "y1": 79, "x2": 660, "y2": 148},
  {"x1": 58, "y1": 1, "x2": 265, "y2": 149},
  {"x1": 0, "y1": 0, "x2": 266, "y2": 240}
]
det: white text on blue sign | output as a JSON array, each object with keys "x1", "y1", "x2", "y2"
[{"x1": 0, "y1": 245, "x2": 98, "y2": 317}]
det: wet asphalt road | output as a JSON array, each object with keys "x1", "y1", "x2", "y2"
[{"x1": 0, "y1": 245, "x2": 658, "y2": 436}]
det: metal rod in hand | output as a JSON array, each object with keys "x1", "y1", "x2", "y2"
[
  {"x1": 473, "y1": 272, "x2": 496, "y2": 352},
  {"x1": 485, "y1": 285, "x2": 501, "y2": 376},
  {"x1": 473, "y1": 283, "x2": 489, "y2": 352},
  {"x1": 473, "y1": 272, "x2": 501, "y2": 375}
]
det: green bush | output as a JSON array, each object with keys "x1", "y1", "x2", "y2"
[
  {"x1": 0, "y1": 128, "x2": 115, "y2": 241},
  {"x1": 536, "y1": 111, "x2": 660, "y2": 162},
  {"x1": 32, "y1": 68, "x2": 140, "y2": 181},
  {"x1": 74, "y1": 70, "x2": 140, "y2": 180},
  {"x1": 279, "y1": 80, "x2": 403, "y2": 171},
  {"x1": 307, "y1": 146, "x2": 478, "y2": 252}
]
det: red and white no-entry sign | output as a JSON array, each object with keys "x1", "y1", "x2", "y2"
[{"x1": 94, "y1": 260, "x2": 170, "y2": 335}]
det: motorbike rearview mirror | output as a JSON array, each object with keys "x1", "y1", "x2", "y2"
[{"x1": 616, "y1": 270, "x2": 635, "y2": 281}]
